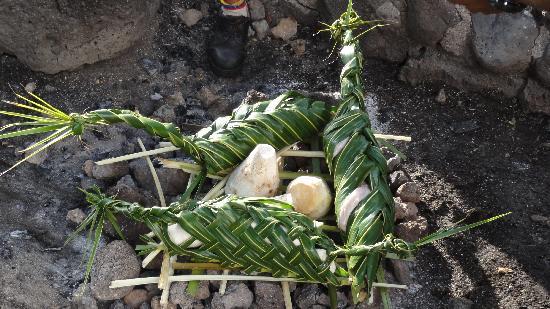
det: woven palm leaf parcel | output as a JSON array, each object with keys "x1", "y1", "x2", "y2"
[
  {"x1": 0, "y1": 0, "x2": 511, "y2": 307},
  {"x1": 0, "y1": 90, "x2": 330, "y2": 176}
]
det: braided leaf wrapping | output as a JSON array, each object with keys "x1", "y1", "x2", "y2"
[
  {"x1": 82, "y1": 92, "x2": 330, "y2": 174},
  {"x1": 85, "y1": 191, "x2": 346, "y2": 285},
  {"x1": 322, "y1": 5, "x2": 394, "y2": 298},
  {"x1": 0, "y1": 91, "x2": 330, "y2": 175}
]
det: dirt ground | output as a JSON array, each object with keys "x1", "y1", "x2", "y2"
[{"x1": 0, "y1": 0, "x2": 549, "y2": 308}]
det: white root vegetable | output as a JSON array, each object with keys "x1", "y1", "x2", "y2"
[
  {"x1": 337, "y1": 183, "x2": 371, "y2": 231},
  {"x1": 225, "y1": 144, "x2": 280, "y2": 197},
  {"x1": 285, "y1": 176, "x2": 332, "y2": 220},
  {"x1": 167, "y1": 224, "x2": 203, "y2": 248}
]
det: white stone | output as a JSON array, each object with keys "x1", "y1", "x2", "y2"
[
  {"x1": 253, "y1": 20, "x2": 270, "y2": 40},
  {"x1": 248, "y1": 0, "x2": 266, "y2": 21},
  {"x1": 179, "y1": 9, "x2": 203, "y2": 27},
  {"x1": 271, "y1": 17, "x2": 298, "y2": 41}
]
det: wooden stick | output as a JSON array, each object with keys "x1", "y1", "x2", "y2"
[{"x1": 138, "y1": 138, "x2": 166, "y2": 208}]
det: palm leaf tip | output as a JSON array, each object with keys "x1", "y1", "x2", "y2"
[
  {"x1": 67, "y1": 188, "x2": 125, "y2": 284},
  {"x1": 0, "y1": 93, "x2": 86, "y2": 176},
  {"x1": 414, "y1": 212, "x2": 512, "y2": 247}
]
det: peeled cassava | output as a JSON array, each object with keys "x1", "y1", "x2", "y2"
[
  {"x1": 225, "y1": 144, "x2": 280, "y2": 197},
  {"x1": 285, "y1": 176, "x2": 332, "y2": 220}
]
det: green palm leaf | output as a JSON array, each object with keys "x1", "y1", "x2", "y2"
[{"x1": 0, "y1": 91, "x2": 330, "y2": 176}]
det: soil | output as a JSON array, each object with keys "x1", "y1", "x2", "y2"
[{"x1": 0, "y1": 0, "x2": 549, "y2": 308}]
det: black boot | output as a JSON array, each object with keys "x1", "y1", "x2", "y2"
[{"x1": 206, "y1": 15, "x2": 249, "y2": 77}]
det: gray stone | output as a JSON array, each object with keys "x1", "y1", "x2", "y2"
[
  {"x1": 141, "y1": 58, "x2": 161, "y2": 76},
  {"x1": 249, "y1": 0, "x2": 266, "y2": 21},
  {"x1": 395, "y1": 216, "x2": 428, "y2": 242},
  {"x1": 178, "y1": 9, "x2": 203, "y2": 27},
  {"x1": 153, "y1": 105, "x2": 177, "y2": 123},
  {"x1": 90, "y1": 240, "x2": 141, "y2": 301},
  {"x1": 0, "y1": 0, "x2": 160, "y2": 74},
  {"x1": 449, "y1": 297, "x2": 474, "y2": 309},
  {"x1": 533, "y1": 26, "x2": 549, "y2": 60},
  {"x1": 150, "y1": 93, "x2": 163, "y2": 101},
  {"x1": 435, "y1": 89, "x2": 447, "y2": 104},
  {"x1": 92, "y1": 162, "x2": 129, "y2": 180},
  {"x1": 123, "y1": 289, "x2": 150, "y2": 308},
  {"x1": 407, "y1": 0, "x2": 460, "y2": 46},
  {"x1": 390, "y1": 259, "x2": 411, "y2": 284},
  {"x1": 80, "y1": 177, "x2": 107, "y2": 191},
  {"x1": 394, "y1": 197, "x2": 418, "y2": 221},
  {"x1": 535, "y1": 43, "x2": 550, "y2": 87},
  {"x1": 169, "y1": 282, "x2": 194, "y2": 307},
  {"x1": 83, "y1": 160, "x2": 95, "y2": 177},
  {"x1": 290, "y1": 39, "x2": 306, "y2": 56},
  {"x1": 396, "y1": 182, "x2": 421, "y2": 203},
  {"x1": 472, "y1": 12, "x2": 538, "y2": 73},
  {"x1": 521, "y1": 79, "x2": 550, "y2": 115},
  {"x1": 390, "y1": 171, "x2": 409, "y2": 191},
  {"x1": 25, "y1": 147, "x2": 48, "y2": 165},
  {"x1": 166, "y1": 91, "x2": 185, "y2": 106},
  {"x1": 271, "y1": 17, "x2": 298, "y2": 41},
  {"x1": 386, "y1": 155, "x2": 401, "y2": 172},
  {"x1": 280, "y1": 0, "x2": 323, "y2": 25},
  {"x1": 108, "y1": 175, "x2": 158, "y2": 207},
  {"x1": 66, "y1": 208, "x2": 86, "y2": 225},
  {"x1": 441, "y1": 6, "x2": 472, "y2": 58},
  {"x1": 150, "y1": 296, "x2": 177, "y2": 309},
  {"x1": 211, "y1": 283, "x2": 253, "y2": 309},
  {"x1": 252, "y1": 20, "x2": 270, "y2": 40},
  {"x1": 323, "y1": 0, "x2": 409, "y2": 62},
  {"x1": 71, "y1": 284, "x2": 98, "y2": 309},
  {"x1": 399, "y1": 48, "x2": 525, "y2": 98},
  {"x1": 24, "y1": 82, "x2": 37, "y2": 93},
  {"x1": 139, "y1": 303, "x2": 151, "y2": 309},
  {"x1": 530, "y1": 214, "x2": 549, "y2": 226},
  {"x1": 110, "y1": 299, "x2": 127, "y2": 309},
  {"x1": 197, "y1": 86, "x2": 221, "y2": 108},
  {"x1": 294, "y1": 284, "x2": 324, "y2": 309},
  {"x1": 254, "y1": 282, "x2": 284, "y2": 309},
  {"x1": 375, "y1": 2, "x2": 400, "y2": 24},
  {"x1": 130, "y1": 158, "x2": 189, "y2": 196}
]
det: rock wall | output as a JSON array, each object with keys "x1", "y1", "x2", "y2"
[
  {"x1": 322, "y1": 0, "x2": 550, "y2": 115},
  {"x1": 0, "y1": 0, "x2": 160, "y2": 74}
]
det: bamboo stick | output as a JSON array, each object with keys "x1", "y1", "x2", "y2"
[
  {"x1": 97, "y1": 132, "x2": 411, "y2": 167},
  {"x1": 95, "y1": 146, "x2": 179, "y2": 165},
  {"x1": 281, "y1": 282, "x2": 293, "y2": 309},
  {"x1": 110, "y1": 275, "x2": 407, "y2": 289},
  {"x1": 219, "y1": 270, "x2": 230, "y2": 295}
]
